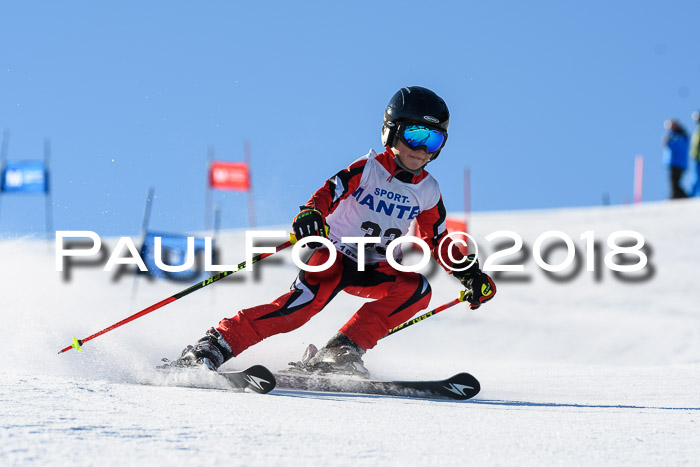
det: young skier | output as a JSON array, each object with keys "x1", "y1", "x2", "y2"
[{"x1": 168, "y1": 86, "x2": 497, "y2": 375}]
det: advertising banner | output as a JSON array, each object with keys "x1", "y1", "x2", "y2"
[
  {"x1": 1, "y1": 161, "x2": 49, "y2": 193},
  {"x1": 139, "y1": 231, "x2": 208, "y2": 281},
  {"x1": 209, "y1": 161, "x2": 250, "y2": 191}
]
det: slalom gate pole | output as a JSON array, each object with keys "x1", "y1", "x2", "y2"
[
  {"x1": 381, "y1": 289, "x2": 471, "y2": 340},
  {"x1": 58, "y1": 236, "x2": 295, "y2": 354}
]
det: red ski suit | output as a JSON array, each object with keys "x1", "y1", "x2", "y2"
[{"x1": 216, "y1": 148, "x2": 463, "y2": 355}]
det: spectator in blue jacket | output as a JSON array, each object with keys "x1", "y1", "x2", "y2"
[
  {"x1": 663, "y1": 119, "x2": 689, "y2": 199},
  {"x1": 689, "y1": 111, "x2": 700, "y2": 197}
]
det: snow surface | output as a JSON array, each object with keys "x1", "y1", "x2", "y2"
[{"x1": 2, "y1": 200, "x2": 699, "y2": 465}]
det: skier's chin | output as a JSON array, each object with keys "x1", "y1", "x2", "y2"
[
  {"x1": 401, "y1": 154, "x2": 428, "y2": 170},
  {"x1": 406, "y1": 158, "x2": 427, "y2": 170}
]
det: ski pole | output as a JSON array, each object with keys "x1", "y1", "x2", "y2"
[
  {"x1": 58, "y1": 235, "x2": 296, "y2": 354},
  {"x1": 381, "y1": 289, "x2": 471, "y2": 339}
]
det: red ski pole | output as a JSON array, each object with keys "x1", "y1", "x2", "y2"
[
  {"x1": 381, "y1": 289, "x2": 471, "y2": 339},
  {"x1": 58, "y1": 236, "x2": 295, "y2": 354}
]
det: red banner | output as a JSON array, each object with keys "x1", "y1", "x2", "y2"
[
  {"x1": 445, "y1": 217, "x2": 468, "y2": 255},
  {"x1": 445, "y1": 217, "x2": 467, "y2": 235},
  {"x1": 406, "y1": 217, "x2": 469, "y2": 253},
  {"x1": 209, "y1": 161, "x2": 250, "y2": 191}
]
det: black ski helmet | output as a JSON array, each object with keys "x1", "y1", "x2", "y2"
[{"x1": 381, "y1": 86, "x2": 450, "y2": 160}]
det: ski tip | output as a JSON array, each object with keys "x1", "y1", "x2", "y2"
[
  {"x1": 242, "y1": 365, "x2": 277, "y2": 394},
  {"x1": 218, "y1": 365, "x2": 277, "y2": 394},
  {"x1": 444, "y1": 372, "x2": 481, "y2": 399}
]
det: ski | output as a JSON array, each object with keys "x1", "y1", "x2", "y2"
[
  {"x1": 274, "y1": 371, "x2": 480, "y2": 401},
  {"x1": 156, "y1": 364, "x2": 277, "y2": 394}
]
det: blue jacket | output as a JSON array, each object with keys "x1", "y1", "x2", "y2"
[{"x1": 664, "y1": 131, "x2": 689, "y2": 169}]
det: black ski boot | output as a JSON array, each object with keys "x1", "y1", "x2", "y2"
[
  {"x1": 161, "y1": 328, "x2": 234, "y2": 371},
  {"x1": 297, "y1": 333, "x2": 370, "y2": 377}
]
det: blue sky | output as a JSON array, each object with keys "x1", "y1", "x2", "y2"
[{"x1": 1, "y1": 1, "x2": 698, "y2": 236}]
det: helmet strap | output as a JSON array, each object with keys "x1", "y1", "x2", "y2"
[{"x1": 389, "y1": 146, "x2": 426, "y2": 175}]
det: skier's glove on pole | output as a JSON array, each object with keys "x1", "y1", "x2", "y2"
[
  {"x1": 452, "y1": 254, "x2": 497, "y2": 310},
  {"x1": 292, "y1": 207, "x2": 329, "y2": 249}
]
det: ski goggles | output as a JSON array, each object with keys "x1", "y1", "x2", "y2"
[{"x1": 398, "y1": 124, "x2": 447, "y2": 153}]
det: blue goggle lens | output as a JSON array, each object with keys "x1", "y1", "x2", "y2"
[{"x1": 401, "y1": 125, "x2": 446, "y2": 153}]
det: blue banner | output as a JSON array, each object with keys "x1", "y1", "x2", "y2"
[
  {"x1": 139, "y1": 232, "x2": 209, "y2": 281},
  {"x1": 1, "y1": 161, "x2": 49, "y2": 193}
]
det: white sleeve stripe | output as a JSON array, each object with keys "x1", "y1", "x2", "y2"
[{"x1": 332, "y1": 175, "x2": 345, "y2": 203}]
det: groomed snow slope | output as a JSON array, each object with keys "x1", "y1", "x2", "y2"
[{"x1": 1, "y1": 199, "x2": 699, "y2": 465}]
